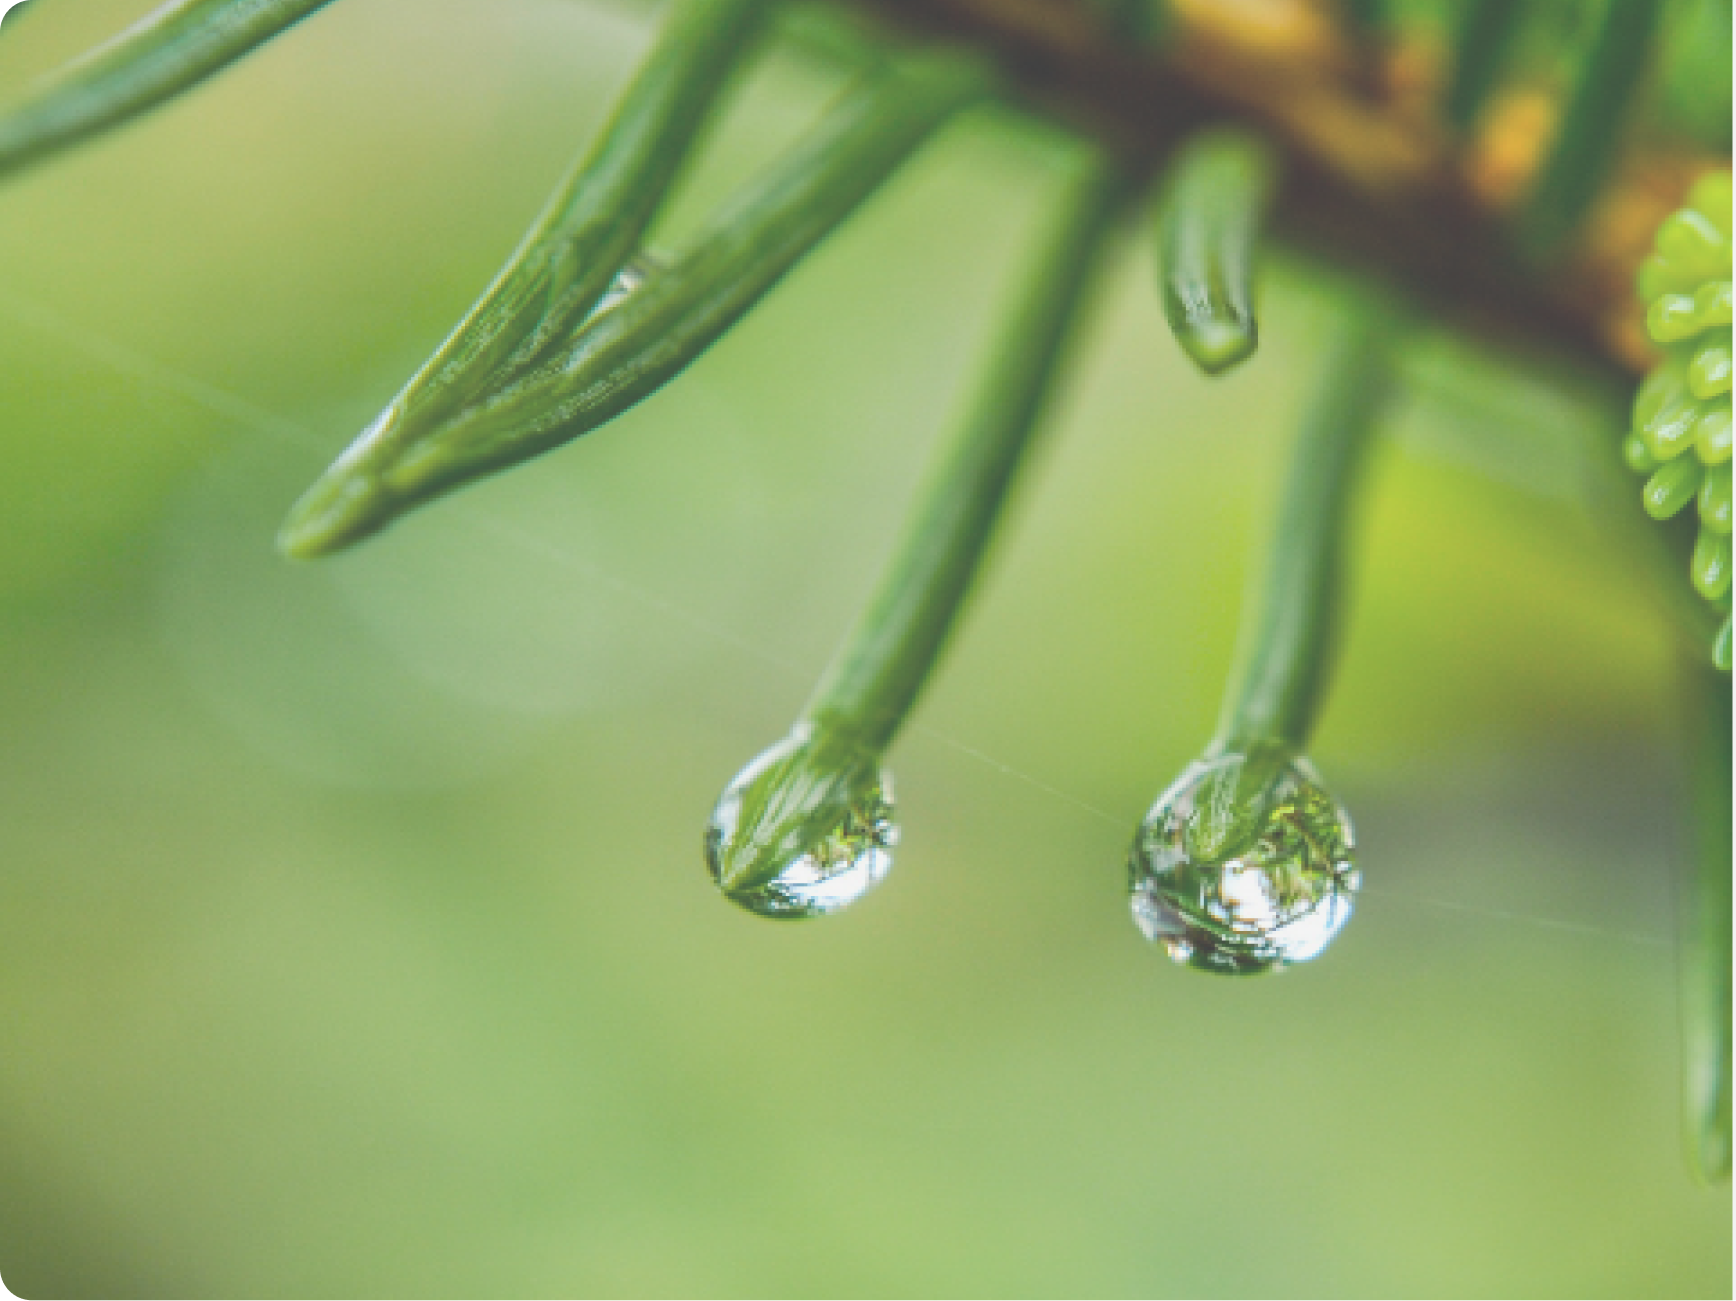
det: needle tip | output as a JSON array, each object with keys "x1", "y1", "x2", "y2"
[
  {"x1": 276, "y1": 468, "x2": 392, "y2": 559},
  {"x1": 1175, "y1": 316, "x2": 1258, "y2": 376}
]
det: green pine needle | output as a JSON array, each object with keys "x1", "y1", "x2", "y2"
[
  {"x1": 1215, "y1": 290, "x2": 1398, "y2": 752},
  {"x1": 325, "y1": 0, "x2": 766, "y2": 485},
  {"x1": 0, "y1": 0, "x2": 335, "y2": 182},
  {"x1": 1518, "y1": 0, "x2": 1664, "y2": 259},
  {"x1": 1152, "y1": 128, "x2": 1275, "y2": 377},
  {"x1": 708, "y1": 144, "x2": 1127, "y2": 911},
  {"x1": 810, "y1": 146, "x2": 1128, "y2": 747},
  {"x1": 279, "y1": 46, "x2": 995, "y2": 558},
  {"x1": 1444, "y1": 0, "x2": 1527, "y2": 131}
]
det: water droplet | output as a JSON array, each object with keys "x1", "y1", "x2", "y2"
[
  {"x1": 585, "y1": 255, "x2": 662, "y2": 321},
  {"x1": 705, "y1": 725, "x2": 897, "y2": 919},
  {"x1": 1128, "y1": 750, "x2": 1358, "y2": 974}
]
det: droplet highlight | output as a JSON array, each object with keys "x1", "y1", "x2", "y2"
[
  {"x1": 1129, "y1": 752, "x2": 1358, "y2": 974},
  {"x1": 705, "y1": 726, "x2": 897, "y2": 919},
  {"x1": 585, "y1": 255, "x2": 659, "y2": 321}
]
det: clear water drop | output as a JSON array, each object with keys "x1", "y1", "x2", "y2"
[
  {"x1": 1128, "y1": 750, "x2": 1357, "y2": 974},
  {"x1": 585, "y1": 254, "x2": 661, "y2": 321},
  {"x1": 705, "y1": 725, "x2": 897, "y2": 919}
]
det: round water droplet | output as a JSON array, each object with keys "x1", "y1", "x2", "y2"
[
  {"x1": 705, "y1": 726, "x2": 896, "y2": 919},
  {"x1": 1128, "y1": 752, "x2": 1358, "y2": 974}
]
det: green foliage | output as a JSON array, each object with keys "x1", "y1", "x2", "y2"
[
  {"x1": 0, "y1": 0, "x2": 1728, "y2": 1215},
  {"x1": 1212, "y1": 294, "x2": 1399, "y2": 752},
  {"x1": 281, "y1": 0, "x2": 769, "y2": 553},
  {"x1": 0, "y1": 0, "x2": 333, "y2": 179},
  {"x1": 710, "y1": 146, "x2": 1124, "y2": 916},
  {"x1": 1124, "y1": 297, "x2": 1395, "y2": 976},
  {"x1": 279, "y1": 44, "x2": 995, "y2": 555},
  {"x1": 1518, "y1": 0, "x2": 1664, "y2": 259},
  {"x1": 1629, "y1": 171, "x2": 1734, "y2": 669},
  {"x1": 271, "y1": 0, "x2": 769, "y2": 555},
  {"x1": 809, "y1": 147, "x2": 1125, "y2": 745},
  {"x1": 1152, "y1": 128, "x2": 1274, "y2": 377},
  {"x1": 1444, "y1": 0, "x2": 1527, "y2": 129},
  {"x1": 1656, "y1": 0, "x2": 1734, "y2": 151}
]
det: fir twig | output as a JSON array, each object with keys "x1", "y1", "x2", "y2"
[
  {"x1": 707, "y1": 142, "x2": 1127, "y2": 913},
  {"x1": 330, "y1": 0, "x2": 769, "y2": 460},
  {"x1": 281, "y1": 45, "x2": 996, "y2": 555}
]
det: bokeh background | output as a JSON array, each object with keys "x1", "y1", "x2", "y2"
[{"x1": 0, "y1": 0, "x2": 1730, "y2": 1294}]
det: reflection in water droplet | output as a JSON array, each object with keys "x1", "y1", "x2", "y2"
[
  {"x1": 705, "y1": 726, "x2": 897, "y2": 919},
  {"x1": 1129, "y1": 752, "x2": 1357, "y2": 974}
]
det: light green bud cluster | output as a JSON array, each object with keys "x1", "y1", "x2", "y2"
[{"x1": 1628, "y1": 171, "x2": 1734, "y2": 670}]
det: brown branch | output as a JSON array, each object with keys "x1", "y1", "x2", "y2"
[{"x1": 849, "y1": 0, "x2": 1667, "y2": 381}]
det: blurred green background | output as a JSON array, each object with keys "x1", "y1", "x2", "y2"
[{"x1": 0, "y1": 1, "x2": 1730, "y2": 1295}]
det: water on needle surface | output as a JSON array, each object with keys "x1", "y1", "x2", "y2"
[
  {"x1": 0, "y1": 292, "x2": 1673, "y2": 950},
  {"x1": 586, "y1": 257, "x2": 658, "y2": 320},
  {"x1": 705, "y1": 726, "x2": 898, "y2": 919},
  {"x1": 1129, "y1": 752, "x2": 1358, "y2": 974}
]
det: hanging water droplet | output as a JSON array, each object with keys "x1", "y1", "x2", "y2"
[
  {"x1": 1128, "y1": 751, "x2": 1358, "y2": 974},
  {"x1": 705, "y1": 725, "x2": 897, "y2": 919}
]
